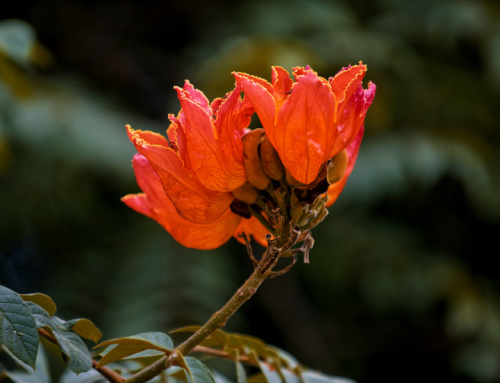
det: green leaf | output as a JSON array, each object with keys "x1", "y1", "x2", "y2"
[
  {"x1": 266, "y1": 346, "x2": 300, "y2": 370},
  {"x1": 171, "y1": 326, "x2": 227, "y2": 348},
  {"x1": 251, "y1": 352, "x2": 281, "y2": 383},
  {"x1": 247, "y1": 374, "x2": 268, "y2": 383},
  {"x1": 230, "y1": 349, "x2": 247, "y2": 383},
  {"x1": 59, "y1": 368, "x2": 107, "y2": 383},
  {"x1": 20, "y1": 294, "x2": 57, "y2": 317},
  {"x1": 301, "y1": 371, "x2": 356, "y2": 383},
  {"x1": 0, "y1": 285, "x2": 39, "y2": 369},
  {"x1": 0, "y1": 20, "x2": 36, "y2": 64},
  {"x1": 281, "y1": 370, "x2": 300, "y2": 383},
  {"x1": 62, "y1": 318, "x2": 102, "y2": 343},
  {"x1": 26, "y1": 302, "x2": 92, "y2": 374},
  {"x1": 3, "y1": 343, "x2": 51, "y2": 383},
  {"x1": 182, "y1": 356, "x2": 216, "y2": 383},
  {"x1": 94, "y1": 332, "x2": 173, "y2": 367},
  {"x1": 0, "y1": 311, "x2": 4, "y2": 346}
]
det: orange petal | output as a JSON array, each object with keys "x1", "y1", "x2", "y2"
[
  {"x1": 172, "y1": 85, "x2": 248, "y2": 192},
  {"x1": 233, "y1": 216, "x2": 271, "y2": 247},
  {"x1": 326, "y1": 124, "x2": 364, "y2": 207},
  {"x1": 277, "y1": 70, "x2": 337, "y2": 184},
  {"x1": 233, "y1": 72, "x2": 277, "y2": 144},
  {"x1": 127, "y1": 126, "x2": 233, "y2": 223},
  {"x1": 123, "y1": 154, "x2": 241, "y2": 250},
  {"x1": 330, "y1": 62, "x2": 367, "y2": 105}
]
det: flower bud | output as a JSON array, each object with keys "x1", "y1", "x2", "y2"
[
  {"x1": 242, "y1": 129, "x2": 271, "y2": 190},
  {"x1": 327, "y1": 149, "x2": 348, "y2": 184},
  {"x1": 231, "y1": 183, "x2": 259, "y2": 204},
  {"x1": 260, "y1": 135, "x2": 285, "y2": 180}
]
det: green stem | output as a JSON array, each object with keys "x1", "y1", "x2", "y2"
[{"x1": 124, "y1": 266, "x2": 277, "y2": 383}]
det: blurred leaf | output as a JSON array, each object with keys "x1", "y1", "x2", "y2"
[
  {"x1": 0, "y1": 285, "x2": 39, "y2": 370},
  {"x1": 20, "y1": 293, "x2": 57, "y2": 317},
  {"x1": 58, "y1": 368, "x2": 107, "y2": 383},
  {"x1": 3, "y1": 344, "x2": 51, "y2": 383},
  {"x1": 301, "y1": 371, "x2": 356, "y2": 383},
  {"x1": 61, "y1": 318, "x2": 102, "y2": 344},
  {"x1": 251, "y1": 351, "x2": 281, "y2": 383},
  {"x1": 0, "y1": 19, "x2": 36, "y2": 64},
  {"x1": 229, "y1": 349, "x2": 247, "y2": 383},
  {"x1": 180, "y1": 356, "x2": 216, "y2": 383},
  {"x1": 95, "y1": 332, "x2": 173, "y2": 367},
  {"x1": 26, "y1": 302, "x2": 92, "y2": 374},
  {"x1": 172, "y1": 326, "x2": 228, "y2": 348}
]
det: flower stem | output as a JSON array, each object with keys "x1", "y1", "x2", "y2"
[{"x1": 124, "y1": 264, "x2": 279, "y2": 383}]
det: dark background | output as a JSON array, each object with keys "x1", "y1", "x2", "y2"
[{"x1": 1, "y1": 0, "x2": 500, "y2": 382}]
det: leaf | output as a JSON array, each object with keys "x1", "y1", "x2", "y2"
[
  {"x1": 0, "y1": 285, "x2": 39, "y2": 369},
  {"x1": 3, "y1": 343, "x2": 51, "y2": 383},
  {"x1": 182, "y1": 356, "x2": 216, "y2": 383},
  {"x1": 64, "y1": 318, "x2": 102, "y2": 343},
  {"x1": 266, "y1": 346, "x2": 300, "y2": 370},
  {"x1": 247, "y1": 374, "x2": 268, "y2": 383},
  {"x1": 0, "y1": 20, "x2": 36, "y2": 64},
  {"x1": 59, "y1": 368, "x2": 107, "y2": 383},
  {"x1": 301, "y1": 371, "x2": 356, "y2": 383},
  {"x1": 20, "y1": 294, "x2": 57, "y2": 316},
  {"x1": 0, "y1": 312, "x2": 3, "y2": 346},
  {"x1": 229, "y1": 349, "x2": 247, "y2": 383},
  {"x1": 281, "y1": 370, "x2": 300, "y2": 383},
  {"x1": 26, "y1": 302, "x2": 92, "y2": 374},
  {"x1": 94, "y1": 332, "x2": 173, "y2": 367},
  {"x1": 171, "y1": 326, "x2": 228, "y2": 348},
  {"x1": 251, "y1": 351, "x2": 281, "y2": 383}
]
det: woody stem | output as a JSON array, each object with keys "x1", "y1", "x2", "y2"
[{"x1": 123, "y1": 254, "x2": 283, "y2": 383}]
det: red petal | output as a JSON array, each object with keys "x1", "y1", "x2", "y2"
[
  {"x1": 174, "y1": 85, "x2": 248, "y2": 192},
  {"x1": 127, "y1": 126, "x2": 233, "y2": 223},
  {"x1": 277, "y1": 70, "x2": 337, "y2": 184},
  {"x1": 123, "y1": 154, "x2": 241, "y2": 249},
  {"x1": 326, "y1": 124, "x2": 364, "y2": 207},
  {"x1": 233, "y1": 72, "x2": 277, "y2": 145}
]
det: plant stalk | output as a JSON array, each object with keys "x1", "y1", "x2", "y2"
[{"x1": 124, "y1": 264, "x2": 278, "y2": 383}]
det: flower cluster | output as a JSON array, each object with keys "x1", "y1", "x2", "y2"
[{"x1": 122, "y1": 63, "x2": 376, "y2": 250}]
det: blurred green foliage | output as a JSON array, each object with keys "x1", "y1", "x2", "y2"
[{"x1": 1, "y1": 0, "x2": 500, "y2": 382}]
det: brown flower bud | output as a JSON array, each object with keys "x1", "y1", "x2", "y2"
[
  {"x1": 231, "y1": 183, "x2": 259, "y2": 204},
  {"x1": 285, "y1": 168, "x2": 302, "y2": 186},
  {"x1": 327, "y1": 149, "x2": 348, "y2": 184},
  {"x1": 260, "y1": 135, "x2": 285, "y2": 180},
  {"x1": 242, "y1": 129, "x2": 271, "y2": 190}
]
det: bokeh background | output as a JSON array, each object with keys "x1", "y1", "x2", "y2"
[{"x1": 1, "y1": 0, "x2": 500, "y2": 382}]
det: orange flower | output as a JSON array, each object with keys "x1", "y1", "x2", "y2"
[
  {"x1": 123, "y1": 82, "x2": 268, "y2": 249},
  {"x1": 233, "y1": 63, "x2": 376, "y2": 185},
  {"x1": 122, "y1": 154, "x2": 267, "y2": 249}
]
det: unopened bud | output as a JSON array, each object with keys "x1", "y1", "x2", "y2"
[
  {"x1": 327, "y1": 149, "x2": 348, "y2": 184},
  {"x1": 260, "y1": 135, "x2": 285, "y2": 180},
  {"x1": 242, "y1": 129, "x2": 271, "y2": 190},
  {"x1": 231, "y1": 183, "x2": 259, "y2": 204}
]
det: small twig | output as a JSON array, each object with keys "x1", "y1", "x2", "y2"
[
  {"x1": 38, "y1": 328, "x2": 124, "y2": 383},
  {"x1": 269, "y1": 254, "x2": 298, "y2": 279},
  {"x1": 238, "y1": 232, "x2": 258, "y2": 267}
]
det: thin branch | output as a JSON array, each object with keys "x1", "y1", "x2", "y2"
[
  {"x1": 38, "y1": 328, "x2": 125, "y2": 383},
  {"x1": 124, "y1": 257, "x2": 284, "y2": 383},
  {"x1": 238, "y1": 232, "x2": 258, "y2": 267}
]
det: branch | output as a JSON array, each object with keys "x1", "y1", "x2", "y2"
[
  {"x1": 38, "y1": 328, "x2": 125, "y2": 383},
  {"x1": 124, "y1": 260, "x2": 282, "y2": 383}
]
